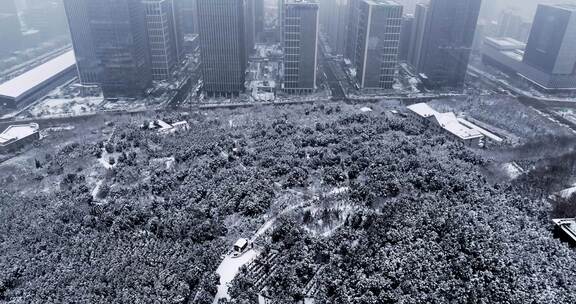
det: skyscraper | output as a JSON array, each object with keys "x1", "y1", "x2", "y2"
[
  {"x1": 254, "y1": 0, "x2": 264, "y2": 39},
  {"x1": 349, "y1": 0, "x2": 402, "y2": 89},
  {"x1": 319, "y1": 0, "x2": 349, "y2": 56},
  {"x1": 197, "y1": 0, "x2": 247, "y2": 96},
  {"x1": 245, "y1": 0, "x2": 256, "y2": 55},
  {"x1": 179, "y1": 0, "x2": 198, "y2": 35},
  {"x1": 64, "y1": 0, "x2": 152, "y2": 97},
  {"x1": 399, "y1": 14, "x2": 414, "y2": 61},
  {"x1": 63, "y1": 0, "x2": 99, "y2": 84},
  {"x1": 523, "y1": 4, "x2": 576, "y2": 78},
  {"x1": 498, "y1": 9, "x2": 524, "y2": 38},
  {"x1": 346, "y1": 0, "x2": 361, "y2": 66},
  {"x1": 282, "y1": 0, "x2": 319, "y2": 93},
  {"x1": 143, "y1": 0, "x2": 182, "y2": 80},
  {"x1": 407, "y1": 3, "x2": 428, "y2": 70},
  {"x1": 418, "y1": 0, "x2": 482, "y2": 89}
]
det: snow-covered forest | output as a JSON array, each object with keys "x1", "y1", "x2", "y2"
[{"x1": 1, "y1": 103, "x2": 575, "y2": 303}]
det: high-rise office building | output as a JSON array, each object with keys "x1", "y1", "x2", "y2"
[
  {"x1": 346, "y1": 0, "x2": 361, "y2": 66},
  {"x1": 0, "y1": 0, "x2": 22, "y2": 55},
  {"x1": 407, "y1": 2, "x2": 428, "y2": 70},
  {"x1": 418, "y1": 0, "x2": 482, "y2": 89},
  {"x1": 179, "y1": 0, "x2": 197, "y2": 35},
  {"x1": 64, "y1": 0, "x2": 152, "y2": 97},
  {"x1": 255, "y1": 0, "x2": 264, "y2": 39},
  {"x1": 399, "y1": 15, "x2": 414, "y2": 61},
  {"x1": 497, "y1": 8, "x2": 531, "y2": 42},
  {"x1": 143, "y1": 0, "x2": 182, "y2": 80},
  {"x1": 245, "y1": 0, "x2": 256, "y2": 55},
  {"x1": 349, "y1": 0, "x2": 402, "y2": 89},
  {"x1": 282, "y1": 0, "x2": 319, "y2": 93},
  {"x1": 498, "y1": 9, "x2": 523, "y2": 38},
  {"x1": 319, "y1": 0, "x2": 349, "y2": 56},
  {"x1": 197, "y1": 0, "x2": 247, "y2": 96},
  {"x1": 63, "y1": 0, "x2": 99, "y2": 84},
  {"x1": 524, "y1": 4, "x2": 576, "y2": 78}
]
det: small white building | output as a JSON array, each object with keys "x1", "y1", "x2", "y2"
[{"x1": 0, "y1": 123, "x2": 40, "y2": 153}]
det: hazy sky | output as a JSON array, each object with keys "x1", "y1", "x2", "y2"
[{"x1": 481, "y1": 0, "x2": 576, "y2": 21}]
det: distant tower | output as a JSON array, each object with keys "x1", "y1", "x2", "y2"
[
  {"x1": 143, "y1": 0, "x2": 182, "y2": 80},
  {"x1": 418, "y1": 0, "x2": 482, "y2": 89},
  {"x1": 197, "y1": 0, "x2": 247, "y2": 96},
  {"x1": 407, "y1": 2, "x2": 428, "y2": 70},
  {"x1": 399, "y1": 15, "x2": 414, "y2": 61},
  {"x1": 319, "y1": 0, "x2": 349, "y2": 56},
  {"x1": 245, "y1": 0, "x2": 256, "y2": 55},
  {"x1": 349, "y1": 0, "x2": 403, "y2": 89},
  {"x1": 346, "y1": 0, "x2": 361, "y2": 66},
  {"x1": 281, "y1": 0, "x2": 319, "y2": 94},
  {"x1": 523, "y1": 4, "x2": 576, "y2": 78},
  {"x1": 255, "y1": 0, "x2": 265, "y2": 40},
  {"x1": 64, "y1": 0, "x2": 152, "y2": 97},
  {"x1": 179, "y1": 0, "x2": 198, "y2": 35}
]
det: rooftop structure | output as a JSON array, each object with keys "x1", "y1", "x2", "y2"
[
  {"x1": 0, "y1": 51, "x2": 77, "y2": 108},
  {"x1": 484, "y1": 37, "x2": 526, "y2": 51},
  {"x1": 553, "y1": 218, "x2": 576, "y2": 245},
  {"x1": 0, "y1": 123, "x2": 40, "y2": 153},
  {"x1": 407, "y1": 103, "x2": 484, "y2": 145},
  {"x1": 406, "y1": 102, "x2": 437, "y2": 118},
  {"x1": 432, "y1": 112, "x2": 483, "y2": 141}
]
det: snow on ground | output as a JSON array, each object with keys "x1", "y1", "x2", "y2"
[
  {"x1": 91, "y1": 180, "x2": 103, "y2": 200},
  {"x1": 27, "y1": 97, "x2": 103, "y2": 117},
  {"x1": 213, "y1": 249, "x2": 260, "y2": 304},
  {"x1": 327, "y1": 186, "x2": 350, "y2": 196},
  {"x1": 502, "y1": 162, "x2": 524, "y2": 179},
  {"x1": 558, "y1": 184, "x2": 576, "y2": 199},
  {"x1": 211, "y1": 193, "x2": 311, "y2": 303}
]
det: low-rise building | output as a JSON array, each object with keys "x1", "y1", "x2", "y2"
[
  {"x1": 0, "y1": 51, "x2": 77, "y2": 108},
  {"x1": 0, "y1": 123, "x2": 40, "y2": 153},
  {"x1": 553, "y1": 218, "x2": 576, "y2": 245},
  {"x1": 407, "y1": 103, "x2": 484, "y2": 147}
]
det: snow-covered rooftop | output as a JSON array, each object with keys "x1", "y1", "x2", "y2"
[
  {"x1": 484, "y1": 37, "x2": 526, "y2": 51},
  {"x1": 553, "y1": 218, "x2": 576, "y2": 244},
  {"x1": 0, "y1": 123, "x2": 39, "y2": 145},
  {"x1": 433, "y1": 113, "x2": 483, "y2": 140},
  {"x1": 458, "y1": 118, "x2": 504, "y2": 142},
  {"x1": 407, "y1": 103, "x2": 438, "y2": 118},
  {"x1": 409, "y1": 103, "x2": 484, "y2": 141},
  {"x1": 0, "y1": 50, "x2": 76, "y2": 99}
]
